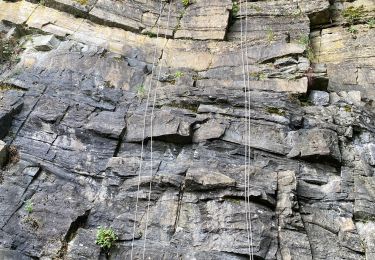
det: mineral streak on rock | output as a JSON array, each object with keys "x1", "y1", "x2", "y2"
[{"x1": 0, "y1": 0, "x2": 375, "y2": 259}]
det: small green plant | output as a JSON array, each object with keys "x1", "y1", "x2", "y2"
[
  {"x1": 25, "y1": 200, "x2": 33, "y2": 214},
  {"x1": 96, "y1": 227, "x2": 118, "y2": 250},
  {"x1": 74, "y1": 0, "x2": 88, "y2": 5},
  {"x1": 306, "y1": 46, "x2": 315, "y2": 62},
  {"x1": 265, "y1": 107, "x2": 286, "y2": 116},
  {"x1": 249, "y1": 4, "x2": 262, "y2": 12},
  {"x1": 145, "y1": 31, "x2": 157, "y2": 38},
  {"x1": 182, "y1": 0, "x2": 190, "y2": 7},
  {"x1": 297, "y1": 35, "x2": 315, "y2": 62},
  {"x1": 232, "y1": 1, "x2": 239, "y2": 17},
  {"x1": 39, "y1": 0, "x2": 45, "y2": 6},
  {"x1": 367, "y1": 18, "x2": 375, "y2": 29},
  {"x1": 292, "y1": 9, "x2": 303, "y2": 18},
  {"x1": 174, "y1": 71, "x2": 184, "y2": 79},
  {"x1": 250, "y1": 71, "x2": 267, "y2": 81},
  {"x1": 136, "y1": 84, "x2": 146, "y2": 99},
  {"x1": 348, "y1": 25, "x2": 358, "y2": 34},
  {"x1": 298, "y1": 35, "x2": 310, "y2": 46},
  {"x1": 342, "y1": 5, "x2": 365, "y2": 25},
  {"x1": 266, "y1": 28, "x2": 275, "y2": 43},
  {"x1": 344, "y1": 105, "x2": 352, "y2": 112}
]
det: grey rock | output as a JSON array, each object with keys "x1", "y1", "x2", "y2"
[
  {"x1": 192, "y1": 119, "x2": 226, "y2": 143},
  {"x1": 0, "y1": 249, "x2": 33, "y2": 260},
  {"x1": 356, "y1": 222, "x2": 375, "y2": 260},
  {"x1": 0, "y1": 0, "x2": 375, "y2": 259},
  {"x1": 309, "y1": 90, "x2": 330, "y2": 106},
  {"x1": 174, "y1": 0, "x2": 232, "y2": 40},
  {"x1": 185, "y1": 167, "x2": 236, "y2": 191},
  {"x1": 354, "y1": 176, "x2": 375, "y2": 220},
  {"x1": 30, "y1": 35, "x2": 60, "y2": 51},
  {"x1": 277, "y1": 171, "x2": 312, "y2": 260},
  {"x1": 287, "y1": 128, "x2": 341, "y2": 162},
  {"x1": 86, "y1": 110, "x2": 126, "y2": 138}
]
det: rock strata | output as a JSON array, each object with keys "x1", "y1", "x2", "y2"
[{"x1": 0, "y1": 0, "x2": 375, "y2": 259}]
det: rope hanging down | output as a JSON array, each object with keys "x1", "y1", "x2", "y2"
[
  {"x1": 239, "y1": 0, "x2": 254, "y2": 259},
  {"x1": 130, "y1": 0, "x2": 164, "y2": 259},
  {"x1": 245, "y1": 3, "x2": 255, "y2": 258},
  {"x1": 142, "y1": 2, "x2": 173, "y2": 259}
]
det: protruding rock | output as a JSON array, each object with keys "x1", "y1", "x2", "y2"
[
  {"x1": 86, "y1": 110, "x2": 125, "y2": 138},
  {"x1": 287, "y1": 128, "x2": 341, "y2": 162},
  {"x1": 125, "y1": 108, "x2": 198, "y2": 143},
  {"x1": 185, "y1": 167, "x2": 236, "y2": 190},
  {"x1": 192, "y1": 120, "x2": 226, "y2": 143},
  {"x1": 30, "y1": 35, "x2": 60, "y2": 51},
  {"x1": 309, "y1": 90, "x2": 330, "y2": 106}
]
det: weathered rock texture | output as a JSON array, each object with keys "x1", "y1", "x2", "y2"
[{"x1": 0, "y1": 0, "x2": 374, "y2": 259}]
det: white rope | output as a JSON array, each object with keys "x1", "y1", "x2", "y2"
[
  {"x1": 244, "y1": 1, "x2": 254, "y2": 258},
  {"x1": 130, "y1": 1, "x2": 164, "y2": 259},
  {"x1": 142, "y1": 1, "x2": 172, "y2": 258},
  {"x1": 239, "y1": 0, "x2": 253, "y2": 259}
]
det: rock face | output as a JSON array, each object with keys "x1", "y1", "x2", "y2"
[{"x1": 0, "y1": 0, "x2": 374, "y2": 259}]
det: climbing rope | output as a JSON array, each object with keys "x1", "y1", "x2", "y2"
[
  {"x1": 130, "y1": 0, "x2": 164, "y2": 259},
  {"x1": 239, "y1": 0, "x2": 254, "y2": 259},
  {"x1": 245, "y1": 10, "x2": 255, "y2": 260},
  {"x1": 245, "y1": 2, "x2": 255, "y2": 258},
  {"x1": 142, "y1": 1, "x2": 172, "y2": 259}
]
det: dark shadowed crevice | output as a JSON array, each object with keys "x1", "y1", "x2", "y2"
[{"x1": 56, "y1": 209, "x2": 91, "y2": 259}]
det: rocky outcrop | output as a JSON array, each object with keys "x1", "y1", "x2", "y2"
[{"x1": 0, "y1": 0, "x2": 375, "y2": 259}]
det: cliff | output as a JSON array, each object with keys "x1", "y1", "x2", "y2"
[{"x1": 0, "y1": 0, "x2": 375, "y2": 259}]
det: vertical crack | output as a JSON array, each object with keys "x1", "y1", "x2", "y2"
[
  {"x1": 55, "y1": 209, "x2": 91, "y2": 259},
  {"x1": 172, "y1": 183, "x2": 185, "y2": 235}
]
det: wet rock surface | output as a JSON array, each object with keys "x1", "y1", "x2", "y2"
[{"x1": 0, "y1": 0, "x2": 374, "y2": 259}]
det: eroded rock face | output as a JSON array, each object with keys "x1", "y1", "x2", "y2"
[{"x1": 0, "y1": 0, "x2": 375, "y2": 259}]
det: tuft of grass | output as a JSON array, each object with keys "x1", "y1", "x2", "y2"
[
  {"x1": 367, "y1": 18, "x2": 375, "y2": 29},
  {"x1": 144, "y1": 31, "x2": 157, "y2": 38},
  {"x1": 0, "y1": 84, "x2": 16, "y2": 91},
  {"x1": 174, "y1": 71, "x2": 184, "y2": 79},
  {"x1": 74, "y1": 0, "x2": 88, "y2": 5},
  {"x1": 182, "y1": 0, "x2": 190, "y2": 7},
  {"x1": 342, "y1": 5, "x2": 365, "y2": 25},
  {"x1": 306, "y1": 46, "x2": 315, "y2": 62},
  {"x1": 249, "y1": 71, "x2": 266, "y2": 81},
  {"x1": 265, "y1": 107, "x2": 286, "y2": 116},
  {"x1": 25, "y1": 200, "x2": 33, "y2": 214},
  {"x1": 232, "y1": 1, "x2": 239, "y2": 17},
  {"x1": 249, "y1": 4, "x2": 262, "y2": 12},
  {"x1": 96, "y1": 227, "x2": 118, "y2": 250},
  {"x1": 266, "y1": 28, "x2": 275, "y2": 43},
  {"x1": 297, "y1": 35, "x2": 315, "y2": 62},
  {"x1": 292, "y1": 9, "x2": 303, "y2": 18},
  {"x1": 298, "y1": 35, "x2": 310, "y2": 46},
  {"x1": 344, "y1": 105, "x2": 352, "y2": 112},
  {"x1": 348, "y1": 25, "x2": 358, "y2": 35},
  {"x1": 136, "y1": 84, "x2": 146, "y2": 99}
]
